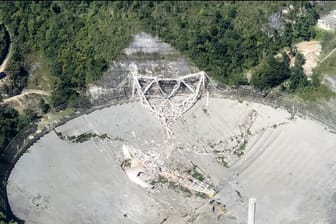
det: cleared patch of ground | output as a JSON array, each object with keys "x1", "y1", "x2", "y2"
[
  {"x1": 295, "y1": 40, "x2": 322, "y2": 78},
  {"x1": 1, "y1": 53, "x2": 53, "y2": 112},
  {"x1": 1, "y1": 89, "x2": 50, "y2": 113},
  {"x1": 7, "y1": 98, "x2": 336, "y2": 224},
  {"x1": 25, "y1": 53, "x2": 53, "y2": 92}
]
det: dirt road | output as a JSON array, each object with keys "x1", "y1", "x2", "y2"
[{"x1": 2, "y1": 89, "x2": 50, "y2": 104}]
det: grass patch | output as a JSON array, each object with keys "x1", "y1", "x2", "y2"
[
  {"x1": 25, "y1": 52, "x2": 54, "y2": 92},
  {"x1": 313, "y1": 26, "x2": 336, "y2": 75},
  {"x1": 295, "y1": 84, "x2": 335, "y2": 101},
  {"x1": 313, "y1": 26, "x2": 336, "y2": 76},
  {"x1": 313, "y1": 27, "x2": 327, "y2": 41},
  {"x1": 292, "y1": 26, "x2": 336, "y2": 101},
  {"x1": 313, "y1": 26, "x2": 334, "y2": 46},
  {"x1": 316, "y1": 53, "x2": 336, "y2": 76},
  {"x1": 37, "y1": 107, "x2": 75, "y2": 131},
  {"x1": 306, "y1": 26, "x2": 336, "y2": 100}
]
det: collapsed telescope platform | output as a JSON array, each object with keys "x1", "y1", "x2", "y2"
[{"x1": 131, "y1": 63, "x2": 208, "y2": 136}]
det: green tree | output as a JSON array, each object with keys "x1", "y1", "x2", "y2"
[
  {"x1": 289, "y1": 53, "x2": 308, "y2": 90},
  {"x1": 0, "y1": 105, "x2": 37, "y2": 150},
  {"x1": 39, "y1": 98, "x2": 50, "y2": 114},
  {"x1": 282, "y1": 23, "x2": 293, "y2": 47},
  {"x1": 16, "y1": 108, "x2": 36, "y2": 131},
  {"x1": 0, "y1": 105, "x2": 19, "y2": 149},
  {"x1": 0, "y1": 211, "x2": 18, "y2": 224},
  {"x1": 251, "y1": 54, "x2": 290, "y2": 90}
]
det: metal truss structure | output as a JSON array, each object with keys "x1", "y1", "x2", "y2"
[{"x1": 131, "y1": 67, "x2": 207, "y2": 136}]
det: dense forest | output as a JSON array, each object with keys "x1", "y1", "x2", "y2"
[
  {"x1": 0, "y1": 25, "x2": 10, "y2": 66},
  {"x1": 139, "y1": 1, "x2": 318, "y2": 86},
  {"x1": 0, "y1": 1, "x2": 320, "y2": 103}
]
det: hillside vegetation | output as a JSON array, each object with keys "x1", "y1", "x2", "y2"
[
  {"x1": 0, "y1": 25, "x2": 10, "y2": 66},
  {"x1": 0, "y1": 1, "x2": 322, "y2": 105}
]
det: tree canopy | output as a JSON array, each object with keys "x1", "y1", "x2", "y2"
[{"x1": 0, "y1": 1, "x2": 320, "y2": 106}]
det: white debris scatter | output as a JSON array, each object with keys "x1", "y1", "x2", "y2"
[
  {"x1": 124, "y1": 32, "x2": 175, "y2": 55},
  {"x1": 7, "y1": 99, "x2": 336, "y2": 224}
]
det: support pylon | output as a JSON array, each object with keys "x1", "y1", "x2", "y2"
[{"x1": 248, "y1": 198, "x2": 256, "y2": 224}]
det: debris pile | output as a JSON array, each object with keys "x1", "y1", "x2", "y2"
[{"x1": 121, "y1": 144, "x2": 216, "y2": 197}]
